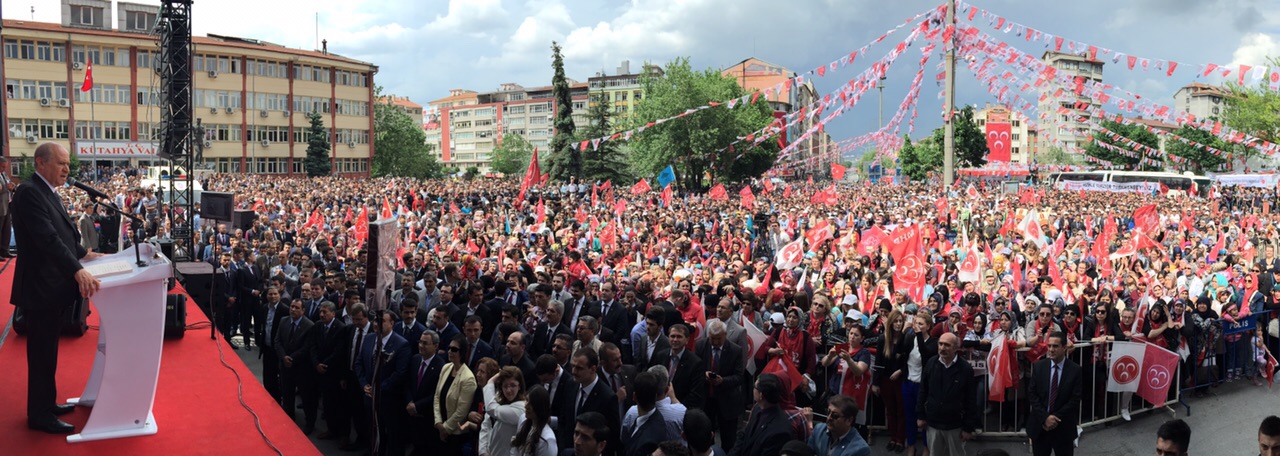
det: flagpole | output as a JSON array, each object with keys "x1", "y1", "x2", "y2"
[{"x1": 90, "y1": 78, "x2": 97, "y2": 181}]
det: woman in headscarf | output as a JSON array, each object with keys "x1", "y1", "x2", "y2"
[
  {"x1": 1189, "y1": 296, "x2": 1222, "y2": 397},
  {"x1": 763, "y1": 306, "x2": 818, "y2": 403}
]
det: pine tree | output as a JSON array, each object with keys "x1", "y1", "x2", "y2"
[
  {"x1": 579, "y1": 90, "x2": 630, "y2": 183},
  {"x1": 547, "y1": 41, "x2": 579, "y2": 181},
  {"x1": 304, "y1": 111, "x2": 332, "y2": 177}
]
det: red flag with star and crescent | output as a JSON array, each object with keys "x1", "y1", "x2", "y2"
[{"x1": 886, "y1": 225, "x2": 926, "y2": 301}]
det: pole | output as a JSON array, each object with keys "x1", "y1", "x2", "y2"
[
  {"x1": 878, "y1": 77, "x2": 886, "y2": 129},
  {"x1": 943, "y1": 0, "x2": 957, "y2": 188}
]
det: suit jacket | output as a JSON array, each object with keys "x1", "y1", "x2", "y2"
[
  {"x1": 275, "y1": 316, "x2": 315, "y2": 369},
  {"x1": 600, "y1": 364, "x2": 638, "y2": 415},
  {"x1": 78, "y1": 213, "x2": 98, "y2": 252},
  {"x1": 393, "y1": 320, "x2": 427, "y2": 345},
  {"x1": 557, "y1": 379, "x2": 620, "y2": 452},
  {"x1": 594, "y1": 300, "x2": 631, "y2": 345},
  {"x1": 435, "y1": 362, "x2": 478, "y2": 434},
  {"x1": 0, "y1": 172, "x2": 12, "y2": 217},
  {"x1": 730, "y1": 406, "x2": 792, "y2": 456},
  {"x1": 10, "y1": 173, "x2": 87, "y2": 310},
  {"x1": 531, "y1": 321, "x2": 572, "y2": 358},
  {"x1": 564, "y1": 297, "x2": 600, "y2": 331},
  {"x1": 695, "y1": 339, "x2": 745, "y2": 410},
  {"x1": 215, "y1": 266, "x2": 239, "y2": 308},
  {"x1": 308, "y1": 318, "x2": 347, "y2": 374},
  {"x1": 355, "y1": 332, "x2": 413, "y2": 403},
  {"x1": 256, "y1": 300, "x2": 290, "y2": 349},
  {"x1": 649, "y1": 348, "x2": 707, "y2": 408},
  {"x1": 452, "y1": 302, "x2": 498, "y2": 341},
  {"x1": 465, "y1": 338, "x2": 496, "y2": 368},
  {"x1": 622, "y1": 407, "x2": 667, "y2": 456},
  {"x1": 1027, "y1": 358, "x2": 1083, "y2": 441},
  {"x1": 406, "y1": 354, "x2": 446, "y2": 426},
  {"x1": 501, "y1": 353, "x2": 539, "y2": 391},
  {"x1": 336, "y1": 322, "x2": 374, "y2": 379},
  {"x1": 700, "y1": 319, "x2": 749, "y2": 358},
  {"x1": 635, "y1": 333, "x2": 671, "y2": 369}
]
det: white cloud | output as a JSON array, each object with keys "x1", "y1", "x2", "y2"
[
  {"x1": 424, "y1": 0, "x2": 510, "y2": 39},
  {"x1": 1229, "y1": 33, "x2": 1280, "y2": 67}
]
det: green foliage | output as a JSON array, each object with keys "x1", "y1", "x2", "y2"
[
  {"x1": 547, "y1": 42, "x2": 580, "y2": 181},
  {"x1": 899, "y1": 134, "x2": 942, "y2": 181},
  {"x1": 851, "y1": 149, "x2": 879, "y2": 178},
  {"x1": 372, "y1": 87, "x2": 442, "y2": 179},
  {"x1": 464, "y1": 166, "x2": 480, "y2": 180},
  {"x1": 489, "y1": 133, "x2": 535, "y2": 175},
  {"x1": 928, "y1": 106, "x2": 987, "y2": 168},
  {"x1": 1222, "y1": 57, "x2": 1280, "y2": 148},
  {"x1": 1082, "y1": 119, "x2": 1160, "y2": 170},
  {"x1": 1034, "y1": 146, "x2": 1081, "y2": 166},
  {"x1": 304, "y1": 111, "x2": 332, "y2": 177},
  {"x1": 441, "y1": 166, "x2": 460, "y2": 177},
  {"x1": 627, "y1": 57, "x2": 778, "y2": 189},
  {"x1": 578, "y1": 94, "x2": 631, "y2": 183},
  {"x1": 1165, "y1": 125, "x2": 1229, "y2": 173}
]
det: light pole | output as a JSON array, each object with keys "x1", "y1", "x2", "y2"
[{"x1": 877, "y1": 76, "x2": 886, "y2": 129}]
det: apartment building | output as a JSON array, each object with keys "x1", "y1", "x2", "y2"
[
  {"x1": 1036, "y1": 51, "x2": 1104, "y2": 155},
  {"x1": 586, "y1": 60, "x2": 662, "y2": 127},
  {"x1": 1172, "y1": 82, "x2": 1226, "y2": 121},
  {"x1": 428, "y1": 82, "x2": 589, "y2": 171},
  {"x1": 721, "y1": 57, "x2": 827, "y2": 177},
  {"x1": 2, "y1": 0, "x2": 377, "y2": 176},
  {"x1": 975, "y1": 104, "x2": 1037, "y2": 164}
]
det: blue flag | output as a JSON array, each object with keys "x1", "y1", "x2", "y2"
[{"x1": 656, "y1": 165, "x2": 676, "y2": 188}]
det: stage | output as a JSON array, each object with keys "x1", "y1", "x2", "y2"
[{"x1": 0, "y1": 257, "x2": 320, "y2": 455}]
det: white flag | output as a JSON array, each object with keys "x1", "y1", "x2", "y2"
[
  {"x1": 1107, "y1": 341, "x2": 1145, "y2": 393},
  {"x1": 743, "y1": 320, "x2": 769, "y2": 375}
]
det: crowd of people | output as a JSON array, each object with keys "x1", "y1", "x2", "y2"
[{"x1": 43, "y1": 166, "x2": 1280, "y2": 455}]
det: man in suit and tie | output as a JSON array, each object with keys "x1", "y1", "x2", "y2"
[
  {"x1": 595, "y1": 282, "x2": 629, "y2": 345},
  {"x1": 559, "y1": 347, "x2": 621, "y2": 454},
  {"x1": 500, "y1": 330, "x2": 539, "y2": 389},
  {"x1": 299, "y1": 282, "x2": 322, "y2": 321},
  {"x1": 598, "y1": 342, "x2": 637, "y2": 415},
  {"x1": 237, "y1": 249, "x2": 265, "y2": 349},
  {"x1": 9, "y1": 143, "x2": 105, "y2": 434},
  {"x1": 454, "y1": 285, "x2": 498, "y2": 342},
  {"x1": 393, "y1": 299, "x2": 427, "y2": 344},
  {"x1": 650, "y1": 323, "x2": 706, "y2": 409},
  {"x1": 405, "y1": 330, "x2": 446, "y2": 455},
  {"x1": 1028, "y1": 332, "x2": 1083, "y2": 456},
  {"x1": 308, "y1": 301, "x2": 346, "y2": 441},
  {"x1": 215, "y1": 252, "x2": 240, "y2": 344},
  {"x1": 532, "y1": 299, "x2": 572, "y2": 358},
  {"x1": 535, "y1": 354, "x2": 575, "y2": 433},
  {"x1": 391, "y1": 274, "x2": 426, "y2": 314},
  {"x1": 621, "y1": 371, "x2": 668, "y2": 456},
  {"x1": 257, "y1": 286, "x2": 291, "y2": 403},
  {"x1": 461, "y1": 314, "x2": 496, "y2": 368},
  {"x1": 77, "y1": 202, "x2": 98, "y2": 254},
  {"x1": 356, "y1": 309, "x2": 412, "y2": 456},
  {"x1": 696, "y1": 320, "x2": 745, "y2": 451},
  {"x1": 0, "y1": 155, "x2": 15, "y2": 258},
  {"x1": 729, "y1": 373, "x2": 792, "y2": 456},
  {"x1": 338, "y1": 303, "x2": 374, "y2": 450},
  {"x1": 276, "y1": 298, "x2": 318, "y2": 434},
  {"x1": 565, "y1": 280, "x2": 600, "y2": 334},
  {"x1": 635, "y1": 307, "x2": 671, "y2": 369},
  {"x1": 428, "y1": 305, "x2": 461, "y2": 348},
  {"x1": 703, "y1": 299, "x2": 748, "y2": 354}
]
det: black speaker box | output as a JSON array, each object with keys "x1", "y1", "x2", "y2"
[
  {"x1": 98, "y1": 214, "x2": 121, "y2": 253},
  {"x1": 176, "y1": 261, "x2": 214, "y2": 314},
  {"x1": 12, "y1": 296, "x2": 91, "y2": 337},
  {"x1": 157, "y1": 238, "x2": 175, "y2": 260},
  {"x1": 232, "y1": 209, "x2": 256, "y2": 233},
  {"x1": 164, "y1": 294, "x2": 187, "y2": 339}
]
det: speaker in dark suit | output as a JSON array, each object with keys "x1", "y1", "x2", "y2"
[
  {"x1": 1027, "y1": 334, "x2": 1082, "y2": 456},
  {"x1": 275, "y1": 304, "x2": 317, "y2": 432},
  {"x1": 307, "y1": 303, "x2": 346, "y2": 440},
  {"x1": 696, "y1": 330, "x2": 745, "y2": 450},
  {"x1": 9, "y1": 155, "x2": 92, "y2": 433},
  {"x1": 557, "y1": 349, "x2": 620, "y2": 454},
  {"x1": 531, "y1": 320, "x2": 572, "y2": 358},
  {"x1": 405, "y1": 338, "x2": 446, "y2": 455},
  {"x1": 594, "y1": 296, "x2": 630, "y2": 345},
  {"x1": 256, "y1": 294, "x2": 290, "y2": 403},
  {"x1": 649, "y1": 324, "x2": 706, "y2": 409},
  {"x1": 355, "y1": 311, "x2": 413, "y2": 455}
]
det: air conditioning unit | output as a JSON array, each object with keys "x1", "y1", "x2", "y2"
[
  {"x1": 203, "y1": 140, "x2": 213, "y2": 148},
  {"x1": 225, "y1": 107, "x2": 234, "y2": 114},
  {"x1": 260, "y1": 139, "x2": 269, "y2": 147},
  {"x1": 210, "y1": 107, "x2": 218, "y2": 114},
  {"x1": 207, "y1": 70, "x2": 218, "y2": 78},
  {"x1": 282, "y1": 110, "x2": 290, "y2": 117},
  {"x1": 260, "y1": 110, "x2": 268, "y2": 118},
  {"x1": 58, "y1": 99, "x2": 70, "y2": 108},
  {"x1": 26, "y1": 135, "x2": 38, "y2": 144},
  {"x1": 347, "y1": 142, "x2": 356, "y2": 148},
  {"x1": 39, "y1": 97, "x2": 52, "y2": 107},
  {"x1": 73, "y1": 62, "x2": 84, "y2": 70}
]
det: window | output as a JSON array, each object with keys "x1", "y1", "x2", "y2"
[
  {"x1": 1012, "y1": 133, "x2": 1020, "y2": 140},
  {"x1": 127, "y1": 11, "x2": 153, "y2": 31},
  {"x1": 1012, "y1": 147, "x2": 1020, "y2": 155},
  {"x1": 1011, "y1": 120, "x2": 1020, "y2": 127},
  {"x1": 72, "y1": 6, "x2": 101, "y2": 26},
  {"x1": 506, "y1": 105, "x2": 525, "y2": 114}
]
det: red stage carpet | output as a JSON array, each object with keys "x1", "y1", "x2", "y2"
[{"x1": 0, "y1": 257, "x2": 320, "y2": 455}]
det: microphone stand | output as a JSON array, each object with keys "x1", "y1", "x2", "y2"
[{"x1": 89, "y1": 197, "x2": 148, "y2": 268}]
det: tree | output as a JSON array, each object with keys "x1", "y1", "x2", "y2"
[
  {"x1": 577, "y1": 91, "x2": 631, "y2": 183},
  {"x1": 1222, "y1": 57, "x2": 1280, "y2": 152},
  {"x1": 1165, "y1": 125, "x2": 1229, "y2": 173},
  {"x1": 304, "y1": 111, "x2": 332, "y2": 177},
  {"x1": 928, "y1": 106, "x2": 987, "y2": 168},
  {"x1": 1034, "y1": 146, "x2": 1081, "y2": 166},
  {"x1": 464, "y1": 166, "x2": 480, "y2": 180},
  {"x1": 546, "y1": 41, "x2": 579, "y2": 181},
  {"x1": 372, "y1": 87, "x2": 442, "y2": 179},
  {"x1": 489, "y1": 133, "x2": 534, "y2": 175},
  {"x1": 1082, "y1": 119, "x2": 1160, "y2": 170},
  {"x1": 899, "y1": 135, "x2": 942, "y2": 182},
  {"x1": 628, "y1": 57, "x2": 779, "y2": 189}
]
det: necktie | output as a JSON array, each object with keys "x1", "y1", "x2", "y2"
[
  {"x1": 711, "y1": 347, "x2": 721, "y2": 394},
  {"x1": 610, "y1": 374, "x2": 619, "y2": 393},
  {"x1": 1049, "y1": 364, "x2": 1060, "y2": 412},
  {"x1": 352, "y1": 327, "x2": 365, "y2": 369},
  {"x1": 670, "y1": 353, "x2": 679, "y2": 379},
  {"x1": 417, "y1": 360, "x2": 428, "y2": 386},
  {"x1": 602, "y1": 302, "x2": 610, "y2": 316},
  {"x1": 577, "y1": 388, "x2": 588, "y2": 415},
  {"x1": 291, "y1": 321, "x2": 298, "y2": 339}
]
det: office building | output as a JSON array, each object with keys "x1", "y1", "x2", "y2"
[{"x1": 1036, "y1": 51, "x2": 1104, "y2": 155}]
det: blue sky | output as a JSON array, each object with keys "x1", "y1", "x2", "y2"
[{"x1": 7, "y1": 0, "x2": 1280, "y2": 157}]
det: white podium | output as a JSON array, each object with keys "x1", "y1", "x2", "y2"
[{"x1": 65, "y1": 244, "x2": 173, "y2": 443}]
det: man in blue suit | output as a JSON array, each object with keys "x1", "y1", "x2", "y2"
[
  {"x1": 393, "y1": 299, "x2": 427, "y2": 344},
  {"x1": 462, "y1": 315, "x2": 495, "y2": 369},
  {"x1": 356, "y1": 310, "x2": 412, "y2": 455}
]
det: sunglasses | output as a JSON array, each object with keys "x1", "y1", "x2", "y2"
[
  {"x1": 1038, "y1": 312, "x2": 1051, "y2": 317},
  {"x1": 448, "y1": 346, "x2": 462, "y2": 352}
]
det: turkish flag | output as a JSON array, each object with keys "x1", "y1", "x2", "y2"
[
  {"x1": 804, "y1": 220, "x2": 833, "y2": 248},
  {"x1": 775, "y1": 238, "x2": 805, "y2": 270},
  {"x1": 81, "y1": 61, "x2": 93, "y2": 92},
  {"x1": 575, "y1": 206, "x2": 588, "y2": 224},
  {"x1": 1137, "y1": 343, "x2": 1179, "y2": 405},
  {"x1": 1133, "y1": 204, "x2": 1160, "y2": 235},
  {"x1": 304, "y1": 208, "x2": 323, "y2": 229},
  {"x1": 985, "y1": 122, "x2": 1012, "y2": 162},
  {"x1": 708, "y1": 184, "x2": 728, "y2": 201},
  {"x1": 987, "y1": 334, "x2": 1017, "y2": 402},
  {"x1": 830, "y1": 162, "x2": 847, "y2": 181},
  {"x1": 521, "y1": 147, "x2": 541, "y2": 193},
  {"x1": 466, "y1": 239, "x2": 481, "y2": 254},
  {"x1": 1264, "y1": 352, "x2": 1277, "y2": 388},
  {"x1": 998, "y1": 212, "x2": 1016, "y2": 237},
  {"x1": 836, "y1": 230, "x2": 857, "y2": 254},
  {"x1": 886, "y1": 225, "x2": 926, "y2": 301},
  {"x1": 783, "y1": 184, "x2": 792, "y2": 198},
  {"x1": 630, "y1": 179, "x2": 651, "y2": 195},
  {"x1": 535, "y1": 199, "x2": 546, "y2": 224},
  {"x1": 858, "y1": 226, "x2": 887, "y2": 257},
  {"x1": 958, "y1": 244, "x2": 981, "y2": 283},
  {"x1": 1107, "y1": 341, "x2": 1145, "y2": 393},
  {"x1": 353, "y1": 206, "x2": 369, "y2": 244},
  {"x1": 1019, "y1": 209, "x2": 1047, "y2": 249},
  {"x1": 661, "y1": 184, "x2": 673, "y2": 207},
  {"x1": 762, "y1": 178, "x2": 775, "y2": 194},
  {"x1": 381, "y1": 197, "x2": 394, "y2": 220},
  {"x1": 740, "y1": 186, "x2": 756, "y2": 208},
  {"x1": 966, "y1": 183, "x2": 980, "y2": 199},
  {"x1": 935, "y1": 197, "x2": 948, "y2": 219},
  {"x1": 762, "y1": 355, "x2": 805, "y2": 395},
  {"x1": 743, "y1": 321, "x2": 769, "y2": 374}
]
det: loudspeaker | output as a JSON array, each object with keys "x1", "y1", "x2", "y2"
[
  {"x1": 98, "y1": 214, "x2": 121, "y2": 253},
  {"x1": 232, "y1": 209, "x2": 256, "y2": 233},
  {"x1": 164, "y1": 294, "x2": 187, "y2": 339},
  {"x1": 176, "y1": 261, "x2": 215, "y2": 314},
  {"x1": 12, "y1": 296, "x2": 91, "y2": 337},
  {"x1": 157, "y1": 238, "x2": 175, "y2": 260}
]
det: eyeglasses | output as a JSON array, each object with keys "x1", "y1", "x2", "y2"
[
  {"x1": 827, "y1": 410, "x2": 843, "y2": 420},
  {"x1": 448, "y1": 346, "x2": 462, "y2": 353},
  {"x1": 1038, "y1": 312, "x2": 1051, "y2": 317}
]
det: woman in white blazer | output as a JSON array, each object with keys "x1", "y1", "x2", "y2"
[{"x1": 479, "y1": 366, "x2": 527, "y2": 456}]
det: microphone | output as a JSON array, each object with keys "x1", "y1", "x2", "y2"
[{"x1": 69, "y1": 178, "x2": 112, "y2": 201}]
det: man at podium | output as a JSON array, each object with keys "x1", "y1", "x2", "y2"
[{"x1": 9, "y1": 143, "x2": 105, "y2": 434}]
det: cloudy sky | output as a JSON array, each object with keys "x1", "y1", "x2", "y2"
[{"x1": 6, "y1": 0, "x2": 1280, "y2": 157}]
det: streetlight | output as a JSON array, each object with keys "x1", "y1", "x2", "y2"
[{"x1": 877, "y1": 75, "x2": 886, "y2": 129}]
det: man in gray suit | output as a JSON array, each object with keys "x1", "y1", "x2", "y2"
[
  {"x1": 0, "y1": 156, "x2": 13, "y2": 258},
  {"x1": 701, "y1": 299, "x2": 748, "y2": 354},
  {"x1": 276, "y1": 298, "x2": 318, "y2": 434},
  {"x1": 78, "y1": 202, "x2": 99, "y2": 253}
]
